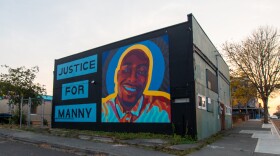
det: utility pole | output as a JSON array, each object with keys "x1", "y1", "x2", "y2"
[
  {"x1": 41, "y1": 98, "x2": 45, "y2": 128},
  {"x1": 27, "y1": 97, "x2": 31, "y2": 127},
  {"x1": 20, "y1": 96, "x2": 23, "y2": 128}
]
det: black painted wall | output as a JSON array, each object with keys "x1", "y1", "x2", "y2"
[{"x1": 52, "y1": 15, "x2": 196, "y2": 136}]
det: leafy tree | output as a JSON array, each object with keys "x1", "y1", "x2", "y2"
[
  {"x1": 223, "y1": 26, "x2": 280, "y2": 123},
  {"x1": 276, "y1": 105, "x2": 280, "y2": 112},
  {"x1": 231, "y1": 74, "x2": 258, "y2": 107},
  {"x1": 273, "y1": 105, "x2": 280, "y2": 117},
  {"x1": 0, "y1": 65, "x2": 46, "y2": 124}
]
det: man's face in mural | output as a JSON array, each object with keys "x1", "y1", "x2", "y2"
[{"x1": 117, "y1": 49, "x2": 149, "y2": 109}]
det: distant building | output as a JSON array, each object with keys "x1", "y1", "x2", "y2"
[
  {"x1": 232, "y1": 97, "x2": 264, "y2": 120},
  {"x1": 52, "y1": 14, "x2": 231, "y2": 140},
  {"x1": 0, "y1": 96, "x2": 52, "y2": 126}
]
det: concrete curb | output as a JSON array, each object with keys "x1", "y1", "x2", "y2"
[
  {"x1": 271, "y1": 120, "x2": 280, "y2": 138},
  {"x1": 0, "y1": 132, "x2": 112, "y2": 156},
  {"x1": 0, "y1": 127, "x2": 202, "y2": 155},
  {"x1": 0, "y1": 128, "x2": 175, "y2": 156}
]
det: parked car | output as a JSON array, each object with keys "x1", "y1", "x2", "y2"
[
  {"x1": 0, "y1": 113, "x2": 12, "y2": 123},
  {"x1": 270, "y1": 115, "x2": 278, "y2": 119}
]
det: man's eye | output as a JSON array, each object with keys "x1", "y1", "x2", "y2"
[
  {"x1": 122, "y1": 68, "x2": 130, "y2": 73},
  {"x1": 137, "y1": 70, "x2": 147, "y2": 76}
]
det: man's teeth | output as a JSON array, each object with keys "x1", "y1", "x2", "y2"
[{"x1": 124, "y1": 86, "x2": 136, "y2": 92}]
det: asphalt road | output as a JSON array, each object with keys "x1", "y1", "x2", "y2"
[{"x1": 0, "y1": 136, "x2": 78, "y2": 156}]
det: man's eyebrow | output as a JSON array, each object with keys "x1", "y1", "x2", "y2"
[
  {"x1": 122, "y1": 62, "x2": 132, "y2": 66},
  {"x1": 137, "y1": 64, "x2": 148, "y2": 68}
]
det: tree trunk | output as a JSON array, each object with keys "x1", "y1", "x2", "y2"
[{"x1": 262, "y1": 97, "x2": 269, "y2": 124}]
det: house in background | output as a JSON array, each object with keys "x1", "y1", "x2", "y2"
[
  {"x1": 0, "y1": 95, "x2": 52, "y2": 126},
  {"x1": 232, "y1": 98, "x2": 264, "y2": 122},
  {"x1": 230, "y1": 76, "x2": 262, "y2": 122}
]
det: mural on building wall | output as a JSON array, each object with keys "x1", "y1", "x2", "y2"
[
  {"x1": 102, "y1": 35, "x2": 171, "y2": 123},
  {"x1": 54, "y1": 55, "x2": 98, "y2": 122}
]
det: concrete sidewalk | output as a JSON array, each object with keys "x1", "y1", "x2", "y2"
[
  {"x1": 188, "y1": 119, "x2": 280, "y2": 156},
  {"x1": 0, "y1": 128, "x2": 173, "y2": 156},
  {"x1": 252, "y1": 120, "x2": 280, "y2": 155}
]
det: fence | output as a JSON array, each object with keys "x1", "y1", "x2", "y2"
[{"x1": 19, "y1": 97, "x2": 52, "y2": 128}]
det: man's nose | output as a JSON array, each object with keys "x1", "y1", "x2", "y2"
[{"x1": 128, "y1": 69, "x2": 137, "y2": 82}]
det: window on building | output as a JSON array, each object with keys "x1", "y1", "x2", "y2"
[
  {"x1": 197, "y1": 94, "x2": 206, "y2": 110},
  {"x1": 202, "y1": 96, "x2": 206, "y2": 110},
  {"x1": 207, "y1": 81, "x2": 212, "y2": 90},
  {"x1": 31, "y1": 104, "x2": 37, "y2": 114},
  {"x1": 198, "y1": 95, "x2": 202, "y2": 109},
  {"x1": 206, "y1": 69, "x2": 218, "y2": 93}
]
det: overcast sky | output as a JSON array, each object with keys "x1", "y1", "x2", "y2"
[{"x1": 1, "y1": 0, "x2": 279, "y2": 113}]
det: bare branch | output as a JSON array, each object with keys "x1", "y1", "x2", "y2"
[{"x1": 223, "y1": 26, "x2": 280, "y2": 123}]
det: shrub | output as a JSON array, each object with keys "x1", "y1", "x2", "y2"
[
  {"x1": 11, "y1": 110, "x2": 26, "y2": 124},
  {"x1": 43, "y1": 118, "x2": 48, "y2": 126}
]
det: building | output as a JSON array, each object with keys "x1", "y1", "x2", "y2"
[
  {"x1": 232, "y1": 98, "x2": 264, "y2": 121},
  {"x1": 0, "y1": 96, "x2": 52, "y2": 126},
  {"x1": 52, "y1": 14, "x2": 231, "y2": 140}
]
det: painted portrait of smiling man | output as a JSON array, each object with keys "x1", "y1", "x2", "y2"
[
  {"x1": 117, "y1": 49, "x2": 149, "y2": 109},
  {"x1": 102, "y1": 36, "x2": 171, "y2": 123}
]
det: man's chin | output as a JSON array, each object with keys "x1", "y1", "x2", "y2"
[{"x1": 123, "y1": 99, "x2": 137, "y2": 105}]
